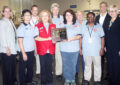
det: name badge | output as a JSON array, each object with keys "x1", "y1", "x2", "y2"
[{"x1": 88, "y1": 38, "x2": 93, "y2": 43}]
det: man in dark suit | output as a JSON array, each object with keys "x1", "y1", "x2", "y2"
[{"x1": 95, "y1": 1, "x2": 111, "y2": 82}]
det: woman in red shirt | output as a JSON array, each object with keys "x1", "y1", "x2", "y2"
[{"x1": 35, "y1": 10, "x2": 56, "y2": 85}]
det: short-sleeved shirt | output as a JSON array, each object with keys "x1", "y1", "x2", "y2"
[
  {"x1": 52, "y1": 15, "x2": 64, "y2": 28},
  {"x1": 60, "y1": 23, "x2": 81, "y2": 52},
  {"x1": 17, "y1": 23, "x2": 39, "y2": 52},
  {"x1": 81, "y1": 23, "x2": 104, "y2": 56}
]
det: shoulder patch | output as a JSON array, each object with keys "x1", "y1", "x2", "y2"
[
  {"x1": 74, "y1": 25, "x2": 78, "y2": 28},
  {"x1": 94, "y1": 28, "x2": 97, "y2": 32}
]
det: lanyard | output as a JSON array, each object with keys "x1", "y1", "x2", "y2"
[
  {"x1": 108, "y1": 21, "x2": 113, "y2": 30},
  {"x1": 87, "y1": 25, "x2": 94, "y2": 38}
]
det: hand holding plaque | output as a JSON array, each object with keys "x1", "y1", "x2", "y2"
[{"x1": 51, "y1": 28, "x2": 68, "y2": 42}]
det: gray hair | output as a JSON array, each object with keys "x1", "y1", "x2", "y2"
[{"x1": 50, "y1": 3, "x2": 60, "y2": 12}]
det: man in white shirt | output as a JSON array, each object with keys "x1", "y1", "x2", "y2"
[
  {"x1": 30, "y1": 5, "x2": 40, "y2": 78},
  {"x1": 99, "y1": 12, "x2": 107, "y2": 26},
  {"x1": 30, "y1": 5, "x2": 39, "y2": 27}
]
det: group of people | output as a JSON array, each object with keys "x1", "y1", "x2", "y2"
[{"x1": 0, "y1": 1, "x2": 120, "y2": 85}]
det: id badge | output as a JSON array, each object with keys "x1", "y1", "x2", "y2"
[{"x1": 88, "y1": 38, "x2": 93, "y2": 43}]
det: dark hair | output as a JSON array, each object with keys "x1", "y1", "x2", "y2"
[
  {"x1": 63, "y1": 9, "x2": 76, "y2": 25},
  {"x1": 31, "y1": 5, "x2": 38, "y2": 10},
  {"x1": 86, "y1": 12, "x2": 97, "y2": 25},
  {"x1": 87, "y1": 12, "x2": 95, "y2": 18},
  {"x1": 22, "y1": 9, "x2": 32, "y2": 17}
]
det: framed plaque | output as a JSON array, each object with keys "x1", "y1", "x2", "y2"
[{"x1": 51, "y1": 28, "x2": 67, "y2": 42}]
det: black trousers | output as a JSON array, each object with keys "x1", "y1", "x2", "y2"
[
  {"x1": 39, "y1": 53, "x2": 53, "y2": 84},
  {"x1": 1, "y1": 53, "x2": 17, "y2": 85},
  {"x1": 101, "y1": 54, "x2": 105, "y2": 80},
  {"x1": 19, "y1": 51, "x2": 34, "y2": 85},
  {"x1": 106, "y1": 50, "x2": 120, "y2": 85}
]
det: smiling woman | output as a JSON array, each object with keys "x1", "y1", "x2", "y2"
[
  {"x1": 105, "y1": 5, "x2": 120, "y2": 85},
  {"x1": 108, "y1": 5, "x2": 118, "y2": 20},
  {"x1": 35, "y1": 10, "x2": 56, "y2": 85},
  {"x1": 0, "y1": 6, "x2": 17, "y2": 85},
  {"x1": 60, "y1": 9, "x2": 81, "y2": 85},
  {"x1": 17, "y1": 9, "x2": 39, "y2": 85},
  {"x1": 81, "y1": 12, "x2": 105, "y2": 85}
]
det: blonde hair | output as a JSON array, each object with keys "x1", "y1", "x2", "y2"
[
  {"x1": 108, "y1": 5, "x2": 118, "y2": 13},
  {"x1": 38, "y1": 10, "x2": 52, "y2": 24},
  {"x1": 0, "y1": 6, "x2": 12, "y2": 19},
  {"x1": 51, "y1": 3, "x2": 60, "y2": 12}
]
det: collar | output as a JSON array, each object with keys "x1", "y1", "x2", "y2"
[
  {"x1": 100, "y1": 12, "x2": 107, "y2": 17},
  {"x1": 86, "y1": 22, "x2": 96, "y2": 25},
  {"x1": 77, "y1": 20, "x2": 84, "y2": 24},
  {"x1": 23, "y1": 22, "x2": 29, "y2": 26},
  {"x1": 43, "y1": 23, "x2": 49, "y2": 26},
  {"x1": 31, "y1": 16, "x2": 39, "y2": 20},
  {"x1": 52, "y1": 14, "x2": 60, "y2": 18}
]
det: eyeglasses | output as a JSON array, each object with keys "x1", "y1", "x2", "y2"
[{"x1": 87, "y1": 16, "x2": 94, "y2": 18}]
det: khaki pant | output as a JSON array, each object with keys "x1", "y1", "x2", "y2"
[
  {"x1": 55, "y1": 43, "x2": 62, "y2": 75},
  {"x1": 84, "y1": 56, "x2": 101, "y2": 81},
  {"x1": 35, "y1": 54, "x2": 40, "y2": 74}
]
